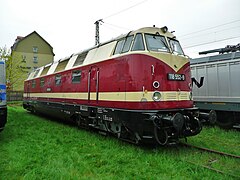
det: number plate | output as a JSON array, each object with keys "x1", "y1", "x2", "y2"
[{"x1": 167, "y1": 73, "x2": 185, "y2": 81}]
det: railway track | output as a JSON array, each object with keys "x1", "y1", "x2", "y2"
[
  {"x1": 180, "y1": 142, "x2": 240, "y2": 159},
  {"x1": 179, "y1": 142, "x2": 240, "y2": 178}
]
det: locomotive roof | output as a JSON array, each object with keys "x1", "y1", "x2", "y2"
[
  {"x1": 131, "y1": 27, "x2": 175, "y2": 37},
  {"x1": 27, "y1": 26, "x2": 177, "y2": 80},
  {"x1": 73, "y1": 26, "x2": 175, "y2": 56}
]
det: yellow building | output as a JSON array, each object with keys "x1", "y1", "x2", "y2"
[{"x1": 11, "y1": 31, "x2": 54, "y2": 90}]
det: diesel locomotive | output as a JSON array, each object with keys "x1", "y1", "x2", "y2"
[{"x1": 23, "y1": 26, "x2": 210, "y2": 145}]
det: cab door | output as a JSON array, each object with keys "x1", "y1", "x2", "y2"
[
  {"x1": 87, "y1": 66, "x2": 99, "y2": 105},
  {"x1": 26, "y1": 81, "x2": 31, "y2": 99}
]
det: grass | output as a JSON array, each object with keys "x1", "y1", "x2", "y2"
[{"x1": 0, "y1": 104, "x2": 239, "y2": 179}]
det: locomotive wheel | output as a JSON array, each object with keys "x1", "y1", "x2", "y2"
[
  {"x1": 209, "y1": 110, "x2": 217, "y2": 125},
  {"x1": 76, "y1": 115, "x2": 89, "y2": 129},
  {"x1": 154, "y1": 126, "x2": 168, "y2": 145},
  {"x1": 76, "y1": 116, "x2": 81, "y2": 128},
  {"x1": 30, "y1": 106, "x2": 37, "y2": 114},
  {"x1": 189, "y1": 118, "x2": 202, "y2": 136}
]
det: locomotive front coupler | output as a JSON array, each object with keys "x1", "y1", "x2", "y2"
[{"x1": 149, "y1": 112, "x2": 185, "y2": 133}]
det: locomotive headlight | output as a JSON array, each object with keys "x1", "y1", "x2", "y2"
[{"x1": 152, "y1": 91, "x2": 161, "y2": 101}]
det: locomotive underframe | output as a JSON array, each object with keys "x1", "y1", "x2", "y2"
[{"x1": 23, "y1": 100, "x2": 202, "y2": 145}]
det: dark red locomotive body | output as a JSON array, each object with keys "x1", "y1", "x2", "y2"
[{"x1": 23, "y1": 27, "x2": 205, "y2": 145}]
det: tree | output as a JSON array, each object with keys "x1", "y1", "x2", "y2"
[{"x1": 0, "y1": 46, "x2": 26, "y2": 91}]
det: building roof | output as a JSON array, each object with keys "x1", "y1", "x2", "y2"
[{"x1": 11, "y1": 31, "x2": 55, "y2": 56}]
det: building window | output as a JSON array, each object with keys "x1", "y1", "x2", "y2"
[
  {"x1": 40, "y1": 78, "x2": 45, "y2": 87},
  {"x1": 55, "y1": 74, "x2": 61, "y2": 85},
  {"x1": 72, "y1": 70, "x2": 81, "y2": 83},
  {"x1": 22, "y1": 55, "x2": 26, "y2": 62},
  {"x1": 33, "y1": 46, "x2": 38, "y2": 53},
  {"x1": 33, "y1": 55, "x2": 38, "y2": 63}
]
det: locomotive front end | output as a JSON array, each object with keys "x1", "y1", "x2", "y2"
[
  {"x1": 122, "y1": 26, "x2": 204, "y2": 145},
  {"x1": 148, "y1": 109, "x2": 202, "y2": 145}
]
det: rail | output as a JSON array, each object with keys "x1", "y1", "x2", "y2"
[
  {"x1": 180, "y1": 142, "x2": 240, "y2": 178},
  {"x1": 180, "y1": 142, "x2": 240, "y2": 159}
]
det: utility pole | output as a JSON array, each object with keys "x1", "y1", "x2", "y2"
[{"x1": 94, "y1": 19, "x2": 103, "y2": 46}]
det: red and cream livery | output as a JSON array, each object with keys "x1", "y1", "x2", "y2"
[{"x1": 23, "y1": 26, "x2": 204, "y2": 145}]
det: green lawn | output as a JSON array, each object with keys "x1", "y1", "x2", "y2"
[{"x1": 0, "y1": 105, "x2": 239, "y2": 179}]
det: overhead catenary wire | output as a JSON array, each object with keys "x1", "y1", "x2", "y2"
[
  {"x1": 183, "y1": 35, "x2": 240, "y2": 49},
  {"x1": 95, "y1": 0, "x2": 149, "y2": 45},
  {"x1": 179, "y1": 19, "x2": 240, "y2": 38},
  {"x1": 103, "y1": 22, "x2": 131, "y2": 31},
  {"x1": 103, "y1": 0, "x2": 149, "y2": 20},
  {"x1": 95, "y1": 2, "x2": 240, "y2": 52},
  {"x1": 180, "y1": 25, "x2": 240, "y2": 41}
]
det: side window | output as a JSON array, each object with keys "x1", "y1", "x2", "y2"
[
  {"x1": 132, "y1": 33, "x2": 145, "y2": 51},
  {"x1": 72, "y1": 70, "x2": 81, "y2": 83},
  {"x1": 32, "y1": 80, "x2": 36, "y2": 88},
  {"x1": 168, "y1": 38, "x2": 184, "y2": 55},
  {"x1": 55, "y1": 74, "x2": 61, "y2": 85},
  {"x1": 33, "y1": 69, "x2": 40, "y2": 78},
  {"x1": 113, "y1": 39, "x2": 125, "y2": 55},
  {"x1": 40, "y1": 78, "x2": 45, "y2": 87},
  {"x1": 122, "y1": 35, "x2": 134, "y2": 53}
]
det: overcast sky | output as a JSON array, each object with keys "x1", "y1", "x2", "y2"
[{"x1": 1, "y1": 0, "x2": 240, "y2": 60}]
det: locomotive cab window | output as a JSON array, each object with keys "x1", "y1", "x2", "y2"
[
  {"x1": 72, "y1": 70, "x2": 81, "y2": 83},
  {"x1": 122, "y1": 35, "x2": 133, "y2": 53},
  {"x1": 114, "y1": 35, "x2": 134, "y2": 55},
  {"x1": 55, "y1": 74, "x2": 61, "y2": 85},
  {"x1": 168, "y1": 38, "x2": 184, "y2": 55},
  {"x1": 131, "y1": 33, "x2": 145, "y2": 51},
  {"x1": 113, "y1": 39, "x2": 125, "y2": 55},
  {"x1": 145, "y1": 34, "x2": 169, "y2": 52}
]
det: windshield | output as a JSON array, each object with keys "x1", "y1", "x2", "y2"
[
  {"x1": 145, "y1": 34, "x2": 169, "y2": 52},
  {"x1": 168, "y1": 38, "x2": 184, "y2": 55}
]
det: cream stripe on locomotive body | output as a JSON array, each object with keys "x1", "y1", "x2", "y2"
[
  {"x1": 23, "y1": 91, "x2": 191, "y2": 102},
  {"x1": 23, "y1": 26, "x2": 204, "y2": 145}
]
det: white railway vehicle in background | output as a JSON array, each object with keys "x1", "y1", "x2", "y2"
[{"x1": 191, "y1": 44, "x2": 240, "y2": 128}]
